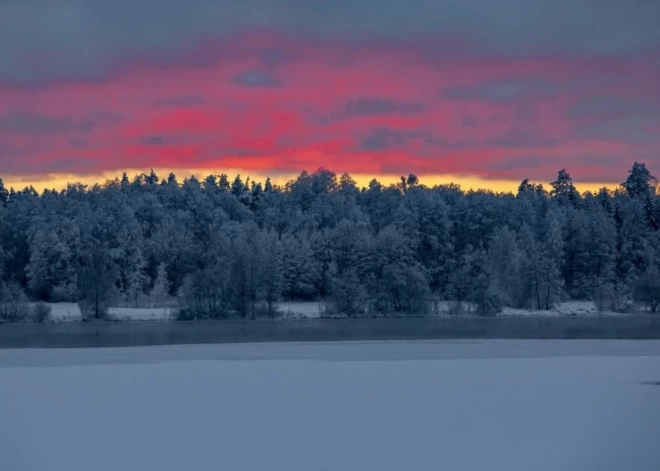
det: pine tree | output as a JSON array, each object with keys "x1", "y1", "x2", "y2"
[
  {"x1": 261, "y1": 230, "x2": 281, "y2": 317},
  {"x1": 125, "y1": 259, "x2": 147, "y2": 307},
  {"x1": 539, "y1": 212, "x2": 564, "y2": 309},
  {"x1": 250, "y1": 182, "x2": 264, "y2": 212},
  {"x1": 218, "y1": 174, "x2": 230, "y2": 192},
  {"x1": 264, "y1": 177, "x2": 274, "y2": 193},
  {"x1": 486, "y1": 226, "x2": 522, "y2": 306},
  {"x1": 622, "y1": 162, "x2": 655, "y2": 198},
  {"x1": 0, "y1": 178, "x2": 9, "y2": 206},
  {"x1": 633, "y1": 266, "x2": 660, "y2": 313},
  {"x1": 231, "y1": 175, "x2": 246, "y2": 197},
  {"x1": 517, "y1": 223, "x2": 544, "y2": 309},
  {"x1": 617, "y1": 198, "x2": 652, "y2": 282},
  {"x1": 550, "y1": 169, "x2": 578, "y2": 206},
  {"x1": 26, "y1": 228, "x2": 54, "y2": 300},
  {"x1": 145, "y1": 169, "x2": 159, "y2": 185},
  {"x1": 229, "y1": 237, "x2": 250, "y2": 317},
  {"x1": 78, "y1": 247, "x2": 118, "y2": 320},
  {"x1": 150, "y1": 263, "x2": 171, "y2": 307},
  {"x1": 596, "y1": 188, "x2": 613, "y2": 214},
  {"x1": 327, "y1": 262, "x2": 367, "y2": 317},
  {"x1": 644, "y1": 193, "x2": 659, "y2": 231},
  {"x1": 203, "y1": 175, "x2": 217, "y2": 191}
]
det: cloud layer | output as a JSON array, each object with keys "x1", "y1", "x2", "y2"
[{"x1": 1, "y1": 0, "x2": 659, "y2": 186}]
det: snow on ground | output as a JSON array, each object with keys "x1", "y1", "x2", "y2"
[
  {"x1": 39, "y1": 304, "x2": 172, "y2": 322},
  {"x1": 41, "y1": 302, "x2": 82, "y2": 321},
  {"x1": 500, "y1": 301, "x2": 617, "y2": 317},
  {"x1": 279, "y1": 300, "x2": 617, "y2": 319},
  {"x1": 2, "y1": 340, "x2": 660, "y2": 471},
  {"x1": 36, "y1": 300, "x2": 636, "y2": 322},
  {"x1": 277, "y1": 301, "x2": 322, "y2": 318},
  {"x1": 107, "y1": 307, "x2": 173, "y2": 321}
]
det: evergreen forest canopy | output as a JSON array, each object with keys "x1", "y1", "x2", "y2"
[{"x1": 1, "y1": 162, "x2": 660, "y2": 320}]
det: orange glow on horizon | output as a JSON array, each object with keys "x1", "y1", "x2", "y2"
[{"x1": 2, "y1": 169, "x2": 620, "y2": 195}]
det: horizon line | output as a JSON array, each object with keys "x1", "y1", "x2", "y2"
[{"x1": 1, "y1": 167, "x2": 626, "y2": 195}]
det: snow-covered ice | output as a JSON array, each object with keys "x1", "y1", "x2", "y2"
[{"x1": 2, "y1": 340, "x2": 660, "y2": 471}]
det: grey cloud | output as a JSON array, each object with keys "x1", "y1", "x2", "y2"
[
  {"x1": 0, "y1": 111, "x2": 120, "y2": 134},
  {"x1": 445, "y1": 77, "x2": 560, "y2": 103},
  {"x1": 484, "y1": 155, "x2": 545, "y2": 172},
  {"x1": 257, "y1": 48, "x2": 297, "y2": 67},
  {"x1": 408, "y1": 130, "x2": 446, "y2": 146},
  {"x1": 361, "y1": 128, "x2": 407, "y2": 150},
  {"x1": 461, "y1": 117, "x2": 479, "y2": 127},
  {"x1": 1, "y1": 0, "x2": 659, "y2": 83},
  {"x1": 566, "y1": 96, "x2": 660, "y2": 119},
  {"x1": 137, "y1": 135, "x2": 167, "y2": 145},
  {"x1": 0, "y1": 113, "x2": 78, "y2": 134},
  {"x1": 34, "y1": 156, "x2": 111, "y2": 175},
  {"x1": 444, "y1": 138, "x2": 480, "y2": 150},
  {"x1": 486, "y1": 128, "x2": 562, "y2": 148},
  {"x1": 69, "y1": 136, "x2": 89, "y2": 147},
  {"x1": 159, "y1": 96, "x2": 207, "y2": 107},
  {"x1": 574, "y1": 115, "x2": 660, "y2": 145},
  {"x1": 0, "y1": 139, "x2": 20, "y2": 156},
  {"x1": 136, "y1": 134, "x2": 195, "y2": 146},
  {"x1": 343, "y1": 98, "x2": 425, "y2": 117},
  {"x1": 360, "y1": 127, "x2": 445, "y2": 151},
  {"x1": 231, "y1": 70, "x2": 281, "y2": 88}
]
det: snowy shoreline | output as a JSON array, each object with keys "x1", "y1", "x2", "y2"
[{"x1": 20, "y1": 300, "x2": 651, "y2": 323}]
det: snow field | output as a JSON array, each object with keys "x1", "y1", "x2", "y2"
[{"x1": 1, "y1": 340, "x2": 660, "y2": 471}]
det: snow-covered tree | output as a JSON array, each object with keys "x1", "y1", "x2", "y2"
[
  {"x1": 150, "y1": 263, "x2": 171, "y2": 307},
  {"x1": 622, "y1": 162, "x2": 656, "y2": 198}
]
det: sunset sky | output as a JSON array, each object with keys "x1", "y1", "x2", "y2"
[{"x1": 1, "y1": 0, "x2": 659, "y2": 192}]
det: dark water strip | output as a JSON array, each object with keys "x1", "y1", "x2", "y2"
[{"x1": 1, "y1": 315, "x2": 660, "y2": 349}]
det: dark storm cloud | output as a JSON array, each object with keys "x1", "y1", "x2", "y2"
[
  {"x1": 2, "y1": 0, "x2": 659, "y2": 83},
  {"x1": 0, "y1": 111, "x2": 121, "y2": 134}
]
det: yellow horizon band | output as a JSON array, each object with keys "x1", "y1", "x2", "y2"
[{"x1": 2, "y1": 168, "x2": 620, "y2": 195}]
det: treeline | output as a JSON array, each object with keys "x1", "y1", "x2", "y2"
[{"x1": 1, "y1": 162, "x2": 660, "y2": 321}]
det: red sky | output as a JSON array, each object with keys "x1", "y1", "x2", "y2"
[{"x1": 1, "y1": 2, "x2": 659, "y2": 192}]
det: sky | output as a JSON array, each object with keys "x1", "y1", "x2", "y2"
[{"x1": 1, "y1": 0, "x2": 659, "y2": 192}]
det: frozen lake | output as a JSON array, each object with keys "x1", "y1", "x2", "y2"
[{"x1": 2, "y1": 340, "x2": 660, "y2": 470}]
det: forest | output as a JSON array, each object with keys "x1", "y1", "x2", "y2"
[{"x1": 1, "y1": 162, "x2": 660, "y2": 321}]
